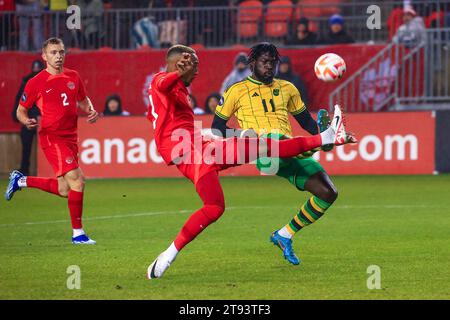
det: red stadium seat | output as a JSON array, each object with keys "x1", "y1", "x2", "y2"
[
  {"x1": 264, "y1": 0, "x2": 293, "y2": 38},
  {"x1": 295, "y1": 0, "x2": 341, "y2": 20},
  {"x1": 238, "y1": 0, "x2": 263, "y2": 38}
]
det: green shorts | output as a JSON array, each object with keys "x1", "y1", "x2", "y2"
[{"x1": 255, "y1": 133, "x2": 325, "y2": 191}]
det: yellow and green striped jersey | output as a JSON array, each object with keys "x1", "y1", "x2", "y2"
[{"x1": 215, "y1": 76, "x2": 306, "y2": 137}]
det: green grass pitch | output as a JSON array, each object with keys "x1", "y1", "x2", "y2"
[{"x1": 0, "y1": 175, "x2": 449, "y2": 299}]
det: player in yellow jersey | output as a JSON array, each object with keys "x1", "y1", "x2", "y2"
[{"x1": 211, "y1": 43, "x2": 354, "y2": 265}]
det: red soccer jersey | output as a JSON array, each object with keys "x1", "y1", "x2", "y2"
[
  {"x1": 20, "y1": 67, "x2": 87, "y2": 144},
  {"x1": 147, "y1": 71, "x2": 196, "y2": 165}
]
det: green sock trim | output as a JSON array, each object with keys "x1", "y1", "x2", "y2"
[
  {"x1": 313, "y1": 196, "x2": 332, "y2": 210},
  {"x1": 289, "y1": 221, "x2": 301, "y2": 232},
  {"x1": 297, "y1": 211, "x2": 312, "y2": 226},
  {"x1": 288, "y1": 197, "x2": 332, "y2": 235},
  {"x1": 305, "y1": 201, "x2": 321, "y2": 220}
]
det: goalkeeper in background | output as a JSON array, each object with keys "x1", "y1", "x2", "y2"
[{"x1": 211, "y1": 42, "x2": 348, "y2": 265}]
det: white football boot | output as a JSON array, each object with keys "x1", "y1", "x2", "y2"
[
  {"x1": 331, "y1": 104, "x2": 348, "y2": 146},
  {"x1": 147, "y1": 254, "x2": 171, "y2": 279}
]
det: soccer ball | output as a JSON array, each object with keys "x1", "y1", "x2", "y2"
[{"x1": 314, "y1": 53, "x2": 346, "y2": 82}]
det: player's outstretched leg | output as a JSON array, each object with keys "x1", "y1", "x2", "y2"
[
  {"x1": 241, "y1": 104, "x2": 349, "y2": 163},
  {"x1": 5, "y1": 167, "x2": 96, "y2": 244},
  {"x1": 147, "y1": 171, "x2": 225, "y2": 279},
  {"x1": 5, "y1": 171, "x2": 63, "y2": 200}
]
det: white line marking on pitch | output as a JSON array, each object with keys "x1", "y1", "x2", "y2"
[{"x1": 0, "y1": 204, "x2": 439, "y2": 228}]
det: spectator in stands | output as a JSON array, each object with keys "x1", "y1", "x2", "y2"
[
  {"x1": 16, "y1": 0, "x2": 43, "y2": 51},
  {"x1": 132, "y1": 16, "x2": 160, "y2": 49},
  {"x1": 204, "y1": 93, "x2": 222, "y2": 114},
  {"x1": 79, "y1": 0, "x2": 104, "y2": 49},
  {"x1": 111, "y1": 0, "x2": 148, "y2": 8},
  {"x1": 65, "y1": 0, "x2": 82, "y2": 48},
  {"x1": 12, "y1": 60, "x2": 44, "y2": 175},
  {"x1": 48, "y1": 0, "x2": 67, "y2": 10},
  {"x1": 188, "y1": 94, "x2": 205, "y2": 115},
  {"x1": 0, "y1": 0, "x2": 15, "y2": 50},
  {"x1": 321, "y1": 14, "x2": 355, "y2": 45},
  {"x1": 220, "y1": 52, "x2": 251, "y2": 94},
  {"x1": 286, "y1": 17, "x2": 318, "y2": 46},
  {"x1": 193, "y1": 0, "x2": 229, "y2": 46},
  {"x1": 276, "y1": 56, "x2": 309, "y2": 105},
  {"x1": 387, "y1": 4, "x2": 405, "y2": 41},
  {"x1": 393, "y1": 8, "x2": 426, "y2": 49},
  {"x1": 103, "y1": 94, "x2": 130, "y2": 116},
  {"x1": 155, "y1": 0, "x2": 191, "y2": 48},
  {"x1": 426, "y1": 6, "x2": 445, "y2": 28}
]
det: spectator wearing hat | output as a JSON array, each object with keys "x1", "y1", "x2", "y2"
[
  {"x1": 12, "y1": 60, "x2": 44, "y2": 175},
  {"x1": 220, "y1": 52, "x2": 251, "y2": 94},
  {"x1": 393, "y1": 8, "x2": 426, "y2": 49},
  {"x1": 276, "y1": 56, "x2": 309, "y2": 106},
  {"x1": 321, "y1": 14, "x2": 355, "y2": 45},
  {"x1": 286, "y1": 17, "x2": 318, "y2": 46}
]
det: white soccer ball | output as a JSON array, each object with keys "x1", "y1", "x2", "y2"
[{"x1": 314, "y1": 53, "x2": 346, "y2": 82}]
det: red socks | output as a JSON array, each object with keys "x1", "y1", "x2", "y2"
[
  {"x1": 25, "y1": 177, "x2": 84, "y2": 230},
  {"x1": 174, "y1": 205, "x2": 224, "y2": 250},
  {"x1": 68, "y1": 190, "x2": 84, "y2": 229},
  {"x1": 26, "y1": 177, "x2": 60, "y2": 196},
  {"x1": 173, "y1": 171, "x2": 225, "y2": 251}
]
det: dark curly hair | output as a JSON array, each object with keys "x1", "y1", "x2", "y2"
[{"x1": 247, "y1": 42, "x2": 280, "y2": 65}]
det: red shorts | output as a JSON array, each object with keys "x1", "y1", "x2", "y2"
[
  {"x1": 175, "y1": 138, "x2": 244, "y2": 185},
  {"x1": 42, "y1": 141, "x2": 79, "y2": 177}
]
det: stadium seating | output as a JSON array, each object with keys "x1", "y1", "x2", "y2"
[
  {"x1": 238, "y1": 0, "x2": 263, "y2": 39},
  {"x1": 294, "y1": 0, "x2": 341, "y2": 19},
  {"x1": 264, "y1": 0, "x2": 293, "y2": 38}
]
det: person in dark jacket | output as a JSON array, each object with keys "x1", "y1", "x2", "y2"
[
  {"x1": 286, "y1": 17, "x2": 318, "y2": 46},
  {"x1": 102, "y1": 94, "x2": 130, "y2": 116},
  {"x1": 321, "y1": 14, "x2": 355, "y2": 45},
  {"x1": 12, "y1": 59, "x2": 44, "y2": 175},
  {"x1": 276, "y1": 56, "x2": 309, "y2": 106}
]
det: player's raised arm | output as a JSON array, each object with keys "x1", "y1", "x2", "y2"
[
  {"x1": 157, "y1": 50, "x2": 197, "y2": 93},
  {"x1": 16, "y1": 104, "x2": 38, "y2": 130},
  {"x1": 79, "y1": 97, "x2": 99, "y2": 123},
  {"x1": 155, "y1": 71, "x2": 183, "y2": 93}
]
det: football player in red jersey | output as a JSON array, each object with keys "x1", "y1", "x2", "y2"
[
  {"x1": 5, "y1": 38, "x2": 99, "y2": 245},
  {"x1": 146, "y1": 45, "x2": 356, "y2": 279}
]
